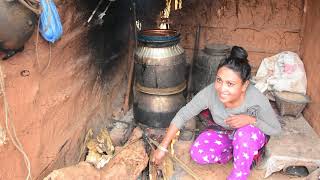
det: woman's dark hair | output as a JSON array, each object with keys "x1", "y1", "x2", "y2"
[{"x1": 217, "y1": 46, "x2": 251, "y2": 83}]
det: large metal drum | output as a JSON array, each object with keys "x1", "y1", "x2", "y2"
[
  {"x1": 133, "y1": 29, "x2": 187, "y2": 128},
  {"x1": 192, "y1": 44, "x2": 230, "y2": 92},
  {"x1": 134, "y1": 29, "x2": 186, "y2": 88}
]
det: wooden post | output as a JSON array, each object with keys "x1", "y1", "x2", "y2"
[
  {"x1": 123, "y1": 2, "x2": 137, "y2": 113},
  {"x1": 187, "y1": 25, "x2": 201, "y2": 101}
]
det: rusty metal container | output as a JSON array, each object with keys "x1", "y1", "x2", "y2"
[
  {"x1": 192, "y1": 44, "x2": 230, "y2": 92},
  {"x1": 133, "y1": 83, "x2": 186, "y2": 128},
  {"x1": 134, "y1": 29, "x2": 186, "y2": 88}
]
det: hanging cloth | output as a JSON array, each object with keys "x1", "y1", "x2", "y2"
[{"x1": 39, "y1": 0, "x2": 63, "y2": 43}]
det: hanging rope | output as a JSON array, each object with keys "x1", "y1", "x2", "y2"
[{"x1": 0, "y1": 64, "x2": 32, "y2": 180}]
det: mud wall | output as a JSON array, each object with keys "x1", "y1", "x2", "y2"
[
  {"x1": 302, "y1": 0, "x2": 320, "y2": 135},
  {"x1": 0, "y1": 1, "x2": 128, "y2": 179},
  {"x1": 170, "y1": 0, "x2": 304, "y2": 74}
]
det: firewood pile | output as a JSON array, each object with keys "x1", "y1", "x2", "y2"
[
  {"x1": 44, "y1": 126, "x2": 148, "y2": 180},
  {"x1": 44, "y1": 109, "x2": 199, "y2": 180}
]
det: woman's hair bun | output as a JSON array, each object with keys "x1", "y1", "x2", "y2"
[{"x1": 230, "y1": 46, "x2": 248, "y2": 62}]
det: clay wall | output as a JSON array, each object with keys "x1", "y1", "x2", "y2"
[
  {"x1": 0, "y1": 1, "x2": 128, "y2": 179},
  {"x1": 301, "y1": 0, "x2": 320, "y2": 134},
  {"x1": 171, "y1": 0, "x2": 304, "y2": 74}
]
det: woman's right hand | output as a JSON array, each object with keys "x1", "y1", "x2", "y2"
[
  {"x1": 151, "y1": 123, "x2": 179, "y2": 165},
  {"x1": 152, "y1": 147, "x2": 167, "y2": 165}
]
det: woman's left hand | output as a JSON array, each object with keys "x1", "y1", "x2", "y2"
[{"x1": 225, "y1": 114, "x2": 255, "y2": 129}]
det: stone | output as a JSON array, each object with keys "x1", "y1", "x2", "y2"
[{"x1": 109, "y1": 109, "x2": 134, "y2": 146}]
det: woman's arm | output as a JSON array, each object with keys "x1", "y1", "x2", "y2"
[
  {"x1": 224, "y1": 105, "x2": 281, "y2": 135},
  {"x1": 255, "y1": 101, "x2": 282, "y2": 135},
  {"x1": 170, "y1": 84, "x2": 212, "y2": 129},
  {"x1": 152, "y1": 84, "x2": 213, "y2": 164},
  {"x1": 246, "y1": 86, "x2": 282, "y2": 135},
  {"x1": 152, "y1": 123, "x2": 179, "y2": 165}
]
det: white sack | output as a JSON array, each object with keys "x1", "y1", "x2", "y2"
[{"x1": 254, "y1": 51, "x2": 307, "y2": 94}]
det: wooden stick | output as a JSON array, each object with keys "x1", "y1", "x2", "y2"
[
  {"x1": 123, "y1": 2, "x2": 137, "y2": 113},
  {"x1": 187, "y1": 25, "x2": 201, "y2": 101},
  {"x1": 149, "y1": 151, "x2": 158, "y2": 180},
  {"x1": 145, "y1": 136, "x2": 202, "y2": 180},
  {"x1": 123, "y1": 42, "x2": 134, "y2": 113}
]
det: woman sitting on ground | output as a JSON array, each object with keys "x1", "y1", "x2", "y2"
[{"x1": 152, "y1": 46, "x2": 281, "y2": 180}]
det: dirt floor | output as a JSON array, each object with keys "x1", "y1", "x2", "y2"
[{"x1": 172, "y1": 141, "x2": 302, "y2": 180}]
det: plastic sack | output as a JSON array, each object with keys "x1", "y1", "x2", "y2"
[
  {"x1": 39, "y1": 0, "x2": 63, "y2": 43},
  {"x1": 253, "y1": 51, "x2": 307, "y2": 94}
]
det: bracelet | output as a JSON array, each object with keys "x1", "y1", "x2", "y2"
[{"x1": 158, "y1": 145, "x2": 168, "y2": 153}]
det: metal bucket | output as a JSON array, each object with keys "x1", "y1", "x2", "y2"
[
  {"x1": 133, "y1": 82, "x2": 186, "y2": 128},
  {"x1": 192, "y1": 44, "x2": 230, "y2": 92},
  {"x1": 0, "y1": 0, "x2": 36, "y2": 60},
  {"x1": 134, "y1": 29, "x2": 186, "y2": 88}
]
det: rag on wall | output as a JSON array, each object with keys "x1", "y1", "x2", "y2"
[{"x1": 39, "y1": 0, "x2": 63, "y2": 43}]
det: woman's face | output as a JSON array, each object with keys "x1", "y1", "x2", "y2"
[{"x1": 214, "y1": 66, "x2": 248, "y2": 107}]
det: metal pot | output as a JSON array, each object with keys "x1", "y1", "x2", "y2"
[
  {"x1": 134, "y1": 29, "x2": 186, "y2": 88},
  {"x1": 0, "y1": 0, "x2": 36, "y2": 60},
  {"x1": 133, "y1": 88, "x2": 186, "y2": 128}
]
